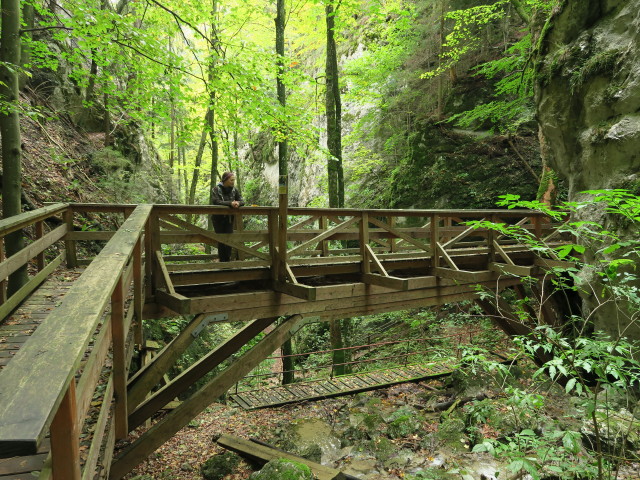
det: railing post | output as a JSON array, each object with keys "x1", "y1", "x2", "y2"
[
  {"x1": 487, "y1": 214, "x2": 496, "y2": 264},
  {"x1": 442, "y1": 216, "x2": 452, "y2": 243},
  {"x1": 133, "y1": 239, "x2": 144, "y2": 347},
  {"x1": 268, "y1": 210, "x2": 279, "y2": 282},
  {"x1": 144, "y1": 214, "x2": 153, "y2": 298},
  {"x1": 234, "y1": 213, "x2": 245, "y2": 261},
  {"x1": 50, "y1": 380, "x2": 81, "y2": 480},
  {"x1": 64, "y1": 208, "x2": 78, "y2": 268},
  {"x1": 388, "y1": 216, "x2": 396, "y2": 253},
  {"x1": 533, "y1": 215, "x2": 542, "y2": 240},
  {"x1": 359, "y1": 212, "x2": 370, "y2": 274},
  {"x1": 149, "y1": 210, "x2": 161, "y2": 293},
  {"x1": 319, "y1": 216, "x2": 329, "y2": 257},
  {"x1": 430, "y1": 214, "x2": 439, "y2": 268},
  {"x1": 0, "y1": 238, "x2": 6, "y2": 304},
  {"x1": 35, "y1": 220, "x2": 45, "y2": 271},
  {"x1": 111, "y1": 275, "x2": 128, "y2": 439}
]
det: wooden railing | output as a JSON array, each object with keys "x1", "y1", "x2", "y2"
[
  {"x1": 142, "y1": 206, "x2": 556, "y2": 301},
  {"x1": 0, "y1": 203, "x2": 559, "y2": 479},
  {"x1": 0, "y1": 204, "x2": 150, "y2": 479},
  {"x1": 0, "y1": 203, "x2": 68, "y2": 322}
]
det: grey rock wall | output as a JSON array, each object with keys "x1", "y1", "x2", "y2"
[{"x1": 535, "y1": 0, "x2": 640, "y2": 339}]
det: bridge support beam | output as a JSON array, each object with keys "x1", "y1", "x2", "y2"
[
  {"x1": 110, "y1": 314, "x2": 304, "y2": 480},
  {"x1": 127, "y1": 316, "x2": 278, "y2": 430}
]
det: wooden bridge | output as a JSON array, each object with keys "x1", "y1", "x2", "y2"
[{"x1": 0, "y1": 202, "x2": 568, "y2": 479}]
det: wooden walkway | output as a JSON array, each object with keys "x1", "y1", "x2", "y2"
[
  {"x1": 0, "y1": 272, "x2": 81, "y2": 479},
  {"x1": 229, "y1": 360, "x2": 459, "y2": 409},
  {"x1": 0, "y1": 272, "x2": 79, "y2": 370},
  {"x1": 0, "y1": 203, "x2": 568, "y2": 480}
]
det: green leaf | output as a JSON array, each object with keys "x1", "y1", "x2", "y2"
[{"x1": 565, "y1": 377, "x2": 576, "y2": 393}]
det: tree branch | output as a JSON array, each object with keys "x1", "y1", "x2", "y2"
[
  {"x1": 111, "y1": 38, "x2": 205, "y2": 83},
  {"x1": 20, "y1": 26, "x2": 73, "y2": 33}
]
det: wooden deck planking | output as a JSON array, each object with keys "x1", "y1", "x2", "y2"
[
  {"x1": 0, "y1": 274, "x2": 79, "y2": 478},
  {"x1": 0, "y1": 279, "x2": 75, "y2": 373}
]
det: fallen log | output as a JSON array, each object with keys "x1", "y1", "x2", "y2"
[
  {"x1": 430, "y1": 392, "x2": 488, "y2": 413},
  {"x1": 216, "y1": 433, "x2": 352, "y2": 480}
]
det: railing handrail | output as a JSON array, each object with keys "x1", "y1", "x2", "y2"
[
  {"x1": 0, "y1": 204, "x2": 152, "y2": 457},
  {"x1": 59, "y1": 202, "x2": 549, "y2": 218},
  {"x1": 0, "y1": 203, "x2": 68, "y2": 236}
]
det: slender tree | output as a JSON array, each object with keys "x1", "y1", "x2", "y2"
[
  {"x1": 325, "y1": 0, "x2": 344, "y2": 208},
  {"x1": 0, "y1": 0, "x2": 28, "y2": 294},
  {"x1": 324, "y1": 0, "x2": 350, "y2": 376},
  {"x1": 19, "y1": 0, "x2": 34, "y2": 91},
  {"x1": 208, "y1": 0, "x2": 220, "y2": 233},
  {"x1": 275, "y1": 0, "x2": 295, "y2": 385}
]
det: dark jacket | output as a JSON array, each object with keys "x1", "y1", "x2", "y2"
[{"x1": 211, "y1": 182, "x2": 244, "y2": 225}]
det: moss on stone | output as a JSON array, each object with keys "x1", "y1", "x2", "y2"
[
  {"x1": 200, "y1": 452, "x2": 240, "y2": 480},
  {"x1": 570, "y1": 49, "x2": 621, "y2": 93},
  {"x1": 248, "y1": 459, "x2": 314, "y2": 480}
]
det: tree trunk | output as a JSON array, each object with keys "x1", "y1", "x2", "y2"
[
  {"x1": 0, "y1": 0, "x2": 28, "y2": 294},
  {"x1": 325, "y1": 1, "x2": 343, "y2": 208},
  {"x1": 330, "y1": 319, "x2": 347, "y2": 376},
  {"x1": 281, "y1": 338, "x2": 294, "y2": 384},
  {"x1": 276, "y1": 0, "x2": 287, "y2": 180},
  {"x1": 187, "y1": 111, "x2": 211, "y2": 223},
  {"x1": 206, "y1": 0, "x2": 220, "y2": 250},
  {"x1": 19, "y1": 2, "x2": 33, "y2": 91},
  {"x1": 276, "y1": 0, "x2": 295, "y2": 376}
]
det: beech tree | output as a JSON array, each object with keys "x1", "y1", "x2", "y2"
[
  {"x1": 0, "y1": 0, "x2": 28, "y2": 294},
  {"x1": 325, "y1": 0, "x2": 344, "y2": 209}
]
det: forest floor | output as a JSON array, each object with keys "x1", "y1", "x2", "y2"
[
  {"x1": 123, "y1": 381, "x2": 448, "y2": 480},
  {"x1": 123, "y1": 372, "x2": 640, "y2": 480}
]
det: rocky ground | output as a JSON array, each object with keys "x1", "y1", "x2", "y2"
[{"x1": 124, "y1": 363, "x2": 640, "y2": 480}]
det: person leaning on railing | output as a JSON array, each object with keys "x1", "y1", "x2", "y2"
[{"x1": 211, "y1": 171, "x2": 245, "y2": 262}]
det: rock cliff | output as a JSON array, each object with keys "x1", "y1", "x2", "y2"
[{"x1": 536, "y1": 0, "x2": 640, "y2": 338}]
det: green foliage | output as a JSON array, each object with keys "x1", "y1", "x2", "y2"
[
  {"x1": 421, "y1": 1, "x2": 557, "y2": 133},
  {"x1": 463, "y1": 189, "x2": 640, "y2": 479}
]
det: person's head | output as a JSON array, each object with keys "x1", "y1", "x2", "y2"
[{"x1": 221, "y1": 171, "x2": 236, "y2": 187}]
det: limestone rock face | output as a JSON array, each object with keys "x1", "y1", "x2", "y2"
[
  {"x1": 536, "y1": 0, "x2": 640, "y2": 338},
  {"x1": 536, "y1": 0, "x2": 640, "y2": 196}
]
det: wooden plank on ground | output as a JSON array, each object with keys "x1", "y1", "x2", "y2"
[{"x1": 217, "y1": 435, "x2": 346, "y2": 480}]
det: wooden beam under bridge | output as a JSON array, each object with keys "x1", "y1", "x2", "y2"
[{"x1": 109, "y1": 314, "x2": 306, "y2": 479}]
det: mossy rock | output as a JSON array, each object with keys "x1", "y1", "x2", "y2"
[
  {"x1": 386, "y1": 414, "x2": 421, "y2": 439},
  {"x1": 362, "y1": 412, "x2": 385, "y2": 430},
  {"x1": 300, "y1": 443, "x2": 322, "y2": 463},
  {"x1": 200, "y1": 452, "x2": 240, "y2": 480},
  {"x1": 129, "y1": 476, "x2": 153, "y2": 480},
  {"x1": 341, "y1": 424, "x2": 370, "y2": 447},
  {"x1": 249, "y1": 459, "x2": 314, "y2": 480},
  {"x1": 436, "y1": 417, "x2": 468, "y2": 451},
  {"x1": 369, "y1": 437, "x2": 396, "y2": 463}
]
